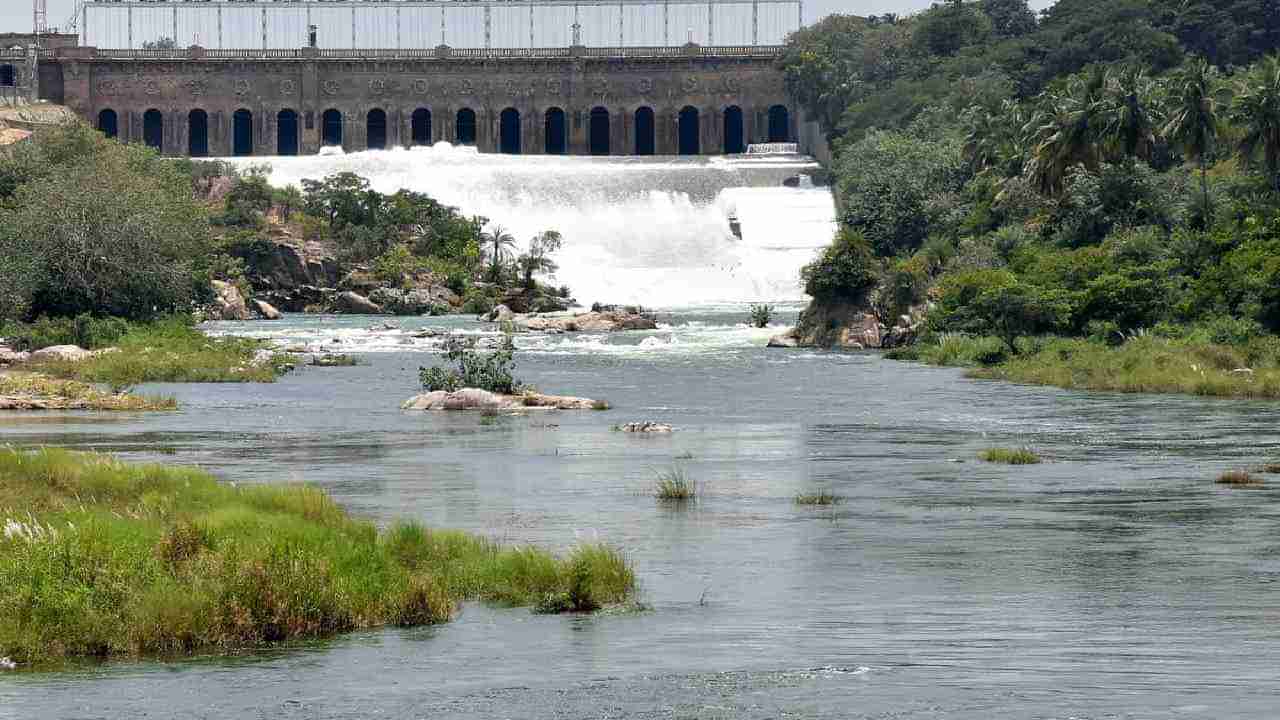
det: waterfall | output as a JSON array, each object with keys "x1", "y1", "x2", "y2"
[{"x1": 232, "y1": 145, "x2": 837, "y2": 309}]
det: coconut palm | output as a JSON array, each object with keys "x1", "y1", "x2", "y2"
[
  {"x1": 1024, "y1": 67, "x2": 1109, "y2": 195},
  {"x1": 1102, "y1": 65, "x2": 1160, "y2": 162},
  {"x1": 1232, "y1": 54, "x2": 1280, "y2": 191},
  {"x1": 962, "y1": 100, "x2": 1027, "y2": 177},
  {"x1": 1163, "y1": 58, "x2": 1222, "y2": 214},
  {"x1": 481, "y1": 224, "x2": 517, "y2": 284}
]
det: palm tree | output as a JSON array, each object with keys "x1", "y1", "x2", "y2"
[
  {"x1": 481, "y1": 224, "x2": 517, "y2": 284},
  {"x1": 1024, "y1": 67, "x2": 1108, "y2": 195},
  {"x1": 1232, "y1": 55, "x2": 1280, "y2": 191},
  {"x1": 1163, "y1": 58, "x2": 1221, "y2": 216},
  {"x1": 1102, "y1": 65, "x2": 1160, "y2": 162},
  {"x1": 963, "y1": 99, "x2": 1029, "y2": 178}
]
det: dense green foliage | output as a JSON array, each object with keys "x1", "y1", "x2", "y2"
[
  {"x1": 0, "y1": 448, "x2": 636, "y2": 666},
  {"x1": 787, "y1": 0, "x2": 1280, "y2": 381},
  {"x1": 0, "y1": 124, "x2": 213, "y2": 321}
]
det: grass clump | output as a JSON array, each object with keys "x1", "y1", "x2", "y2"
[
  {"x1": 0, "y1": 372, "x2": 175, "y2": 411},
  {"x1": 29, "y1": 316, "x2": 286, "y2": 386},
  {"x1": 980, "y1": 447, "x2": 1042, "y2": 465},
  {"x1": 1216, "y1": 469, "x2": 1263, "y2": 488},
  {"x1": 794, "y1": 491, "x2": 842, "y2": 506},
  {"x1": 308, "y1": 354, "x2": 361, "y2": 367},
  {"x1": 0, "y1": 448, "x2": 637, "y2": 668},
  {"x1": 654, "y1": 468, "x2": 695, "y2": 501}
]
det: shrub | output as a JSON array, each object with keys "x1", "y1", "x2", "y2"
[
  {"x1": 419, "y1": 335, "x2": 521, "y2": 394},
  {"x1": 749, "y1": 303, "x2": 773, "y2": 328},
  {"x1": 0, "y1": 314, "x2": 132, "y2": 351},
  {"x1": 655, "y1": 468, "x2": 695, "y2": 501},
  {"x1": 801, "y1": 229, "x2": 880, "y2": 303}
]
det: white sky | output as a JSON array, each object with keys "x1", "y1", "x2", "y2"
[{"x1": 5, "y1": 1, "x2": 1058, "y2": 40}]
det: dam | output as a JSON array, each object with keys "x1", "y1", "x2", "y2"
[{"x1": 7, "y1": 0, "x2": 813, "y2": 157}]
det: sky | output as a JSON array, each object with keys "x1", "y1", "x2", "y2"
[{"x1": 3, "y1": 1, "x2": 1058, "y2": 39}]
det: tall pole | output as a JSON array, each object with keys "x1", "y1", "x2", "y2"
[
  {"x1": 708, "y1": 2, "x2": 713, "y2": 46},
  {"x1": 530, "y1": 2, "x2": 535, "y2": 48},
  {"x1": 663, "y1": 0, "x2": 669, "y2": 46},
  {"x1": 440, "y1": 6, "x2": 446, "y2": 46},
  {"x1": 752, "y1": 0, "x2": 759, "y2": 46},
  {"x1": 173, "y1": 6, "x2": 178, "y2": 46},
  {"x1": 262, "y1": 6, "x2": 268, "y2": 50},
  {"x1": 306, "y1": 6, "x2": 311, "y2": 48},
  {"x1": 484, "y1": 6, "x2": 492, "y2": 51},
  {"x1": 218, "y1": 5, "x2": 223, "y2": 49},
  {"x1": 618, "y1": 3, "x2": 624, "y2": 47},
  {"x1": 351, "y1": 6, "x2": 356, "y2": 49},
  {"x1": 396, "y1": 5, "x2": 402, "y2": 50},
  {"x1": 127, "y1": 5, "x2": 132, "y2": 50}
]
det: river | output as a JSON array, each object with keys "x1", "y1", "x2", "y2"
[{"x1": 2, "y1": 152, "x2": 1279, "y2": 718}]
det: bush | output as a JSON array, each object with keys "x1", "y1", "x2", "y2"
[
  {"x1": 801, "y1": 229, "x2": 880, "y2": 303},
  {"x1": 749, "y1": 303, "x2": 773, "y2": 328},
  {"x1": 0, "y1": 315, "x2": 132, "y2": 351},
  {"x1": 419, "y1": 335, "x2": 522, "y2": 394},
  {"x1": 654, "y1": 468, "x2": 695, "y2": 501},
  {"x1": 981, "y1": 447, "x2": 1042, "y2": 464}
]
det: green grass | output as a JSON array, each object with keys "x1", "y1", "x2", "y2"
[
  {"x1": 794, "y1": 491, "x2": 842, "y2": 506},
  {"x1": 1216, "y1": 469, "x2": 1263, "y2": 488},
  {"x1": 654, "y1": 468, "x2": 695, "y2": 501},
  {"x1": 307, "y1": 354, "x2": 361, "y2": 367},
  {"x1": 29, "y1": 317, "x2": 287, "y2": 386},
  {"x1": 0, "y1": 448, "x2": 637, "y2": 668},
  {"x1": 893, "y1": 334, "x2": 1280, "y2": 400},
  {"x1": 0, "y1": 372, "x2": 175, "y2": 411},
  {"x1": 980, "y1": 447, "x2": 1042, "y2": 465}
]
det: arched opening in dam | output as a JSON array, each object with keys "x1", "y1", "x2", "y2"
[
  {"x1": 322, "y1": 109, "x2": 343, "y2": 147},
  {"x1": 0, "y1": 64, "x2": 14, "y2": 87},
  {"x1": 723, "y1": 106, "x2": 745, "y2": 154},
  {"x1": 545, "y1": 107, "x2": 567, "y2": 154},
  {"x1": 367, "y1": 109, "x2": 388, "y2": 150},
  {"x1": 589, "y1": 107, "x2": 611, "y2": 156},
  {"x1": 456, "y1": 108, "x2": 477, "y2": 145},
  {"x1": 499, "y1": 108, "x2": 521, "y2": 154},
  {"x1": 768, "y1": 104, "x2": 791, "y2": 143},
  {"x1": 277, "y1": 110, "x2": 299, "y2": 156},
  {"x1": 634, "y1": 107, "x2": 656, "y2": 155},
  {"x1": 679, "y1": 106, "x2": 700, "y2": 155},
  {"x1": 232, "y1": 109, "x2": 254, "y2": 156},
  {"x1": 97, "y1": 108, "x2": 118, "y2": 139},
  {"x1": 142, "y1": 109, "x2": 163, "y2": 151},
  {"x1": 411, "y1": 108, "x2": 431, "y2": 146},
  {"x1": 187, "y1": 109, "x2": 209, "y2": 157}
]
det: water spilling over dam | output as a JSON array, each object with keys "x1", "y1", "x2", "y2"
[{"x1": 233, "y1": 145, "x2": 836, "y2": 308}]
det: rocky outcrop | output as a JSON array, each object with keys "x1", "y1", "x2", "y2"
[
  {"x1": 251, "y1": 299, "x2": 283, "y2": 320},
  {"x1": 614, "y1": 422, "x2": 674, "y2": 433},
  {"x1": 233, "y1": 238, "x2": 340, "y2": 292},
  {"x1": 402, "y1": 388, "x2": 602, "y2": 411},
  {"x1": 512, "y1": 310, "x2": 658, "y2": 333},
  {"x1": 498, "y1": 287, "x2": 573, "y2": 314},
  {"x1": 485, "y1": 304, "x2": 516, "y2": 323},
  {"x1": 0, "y1": 347, "x2": 30, "y2": 365},
  {"x1": 369, "y1": 287, "x2": 456, "y2": 316},
  {"x1": 30, "y1": 345, "x2": 92, "y2": 363},
  {"x1": 776, "y1": 298, "x2": 932, "y2": 350},
  {"x1": 335, "y1": 291, "x2": 383, "y2": 315},
  {"x1": 208, "y1": 280, "x2": 250, "y2": 321}
]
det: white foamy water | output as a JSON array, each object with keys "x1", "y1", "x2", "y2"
[{"x1": 227, "y1": 145, "x2": 836, "y2": 308}]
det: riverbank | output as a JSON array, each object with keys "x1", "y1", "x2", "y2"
[
  {"x1": 0, "y1": 448, "x2": 636, "y2": 669},
  {"x1": 888, "y1": 334, "x2": 1280, "y2": 399},
  {"x1": 0, "y1": 373, "x2": 175, "y2": 411},
  {"x1": 5, "y1": 317, "x2": 287, "y2": 386}
]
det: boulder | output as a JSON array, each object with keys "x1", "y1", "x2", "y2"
[
  {"x1": 402, "y1": 388, "x2": 601, "y2": 411},
  {"x1": 791, "y1": 299, "x2": 882, "y2": 349},
  {"x1": 767, "y1": 332, "x2": 798, "y2": 348},
  {"x1": 251, "y1": 299, "x2": 283, "y2": 320},
  {"x1": 485, "y1": 304, "x2": 515, "y2": 323},
  {"x1": 208, "y1": 280, "x2": 250, "y2": 321},
  {"x1": 261, "y1": 285, "x2": 331, "y2": 314},
  {"x1": 233, "y1": 240, "x2": 339, "y2": 291},
  {"x1": 30, "y1": 345, "x2": 92, "y2": 362},
  {"x1": 513, "y1": 309, "x2": 658, "y2": 333},
  {"x1": 335, "y1": 291, "x2": 383, "y2": 315},
  {"x1": 369, "y1": 287, "x2": 452, "y2": 316},
  {"x1": 0, "y1": 347, "x2": 30, "y2": 365}
]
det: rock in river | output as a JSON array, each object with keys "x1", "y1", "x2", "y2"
[{"x1": 402, "y1": 388, "x2": 601, "y2": 411}]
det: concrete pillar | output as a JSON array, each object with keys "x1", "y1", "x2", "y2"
[{"x1": 569, "y1": 107, "x2": 587, "y2": 155}]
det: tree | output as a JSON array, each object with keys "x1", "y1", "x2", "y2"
[
  {"x1": 980, "y1": 0, "x2": 1037, "y2": 40},
  {"x1": 517, "y1": 230, "x2": 563, "y2": 289},
  {"x1": 0, "y1": 126, "x2": 211, "y2": 321},
  {"x1": 800, "y1": 229, "x2": 880, "y2": 303},
  {"x1": 302, "y1": 172, "x2": 374, "y2": 228},
  {"x1": 1232, "y1": 55, "x2": 1280, "y2": 191},
  {"x1": 142, "y1": 37, "x2": 177, "y2": 51},
  {"x1": 970, "y1": 282, "x2": 1070, "y2": 353},
  {"x1": 1024, "y1": 68, "x2": 1108, "y2": 194},
  {"x1": 481, "y1": 224, "x2": 517, "y2": 284},
  {"x1": 1163, "y1": 59, "x2": 1222, "y2": 220},
  {"x1": 1101, "y1": 66, "x2": 1160, "y2": 162}
]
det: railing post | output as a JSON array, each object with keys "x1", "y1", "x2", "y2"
[
  {"x1": 485, "y1": 6, "x2": 492, "y2": 51},
  {"x1": 127, "y1": 5, "x2": 132, "y2": 50},
  {"x1": 663, "y1": 0, "x2": 670, "y2": 46},
  {"x1": 708, "y1": 2, "x2": 714, "y2": 46},
  {"x1": 262, "y1": 6, "x2": 268, "y2": 51},
  {"x1": 752, "y1": 0, "x2": 759, "y2": 46}
]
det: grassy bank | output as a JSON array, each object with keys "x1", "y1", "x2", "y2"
[
  {"x1": 888, "y1": 334, "x2": 1280, "y2": 400},
  {"x1": 0, "y1": 373, "x2": 175, "y2": 411},
  {"x1": 17, "y1": 317, "x2": 287, "y2": 386},
  {"x1": 0, "y1": 448, "x2": 636, "y2": 668}
]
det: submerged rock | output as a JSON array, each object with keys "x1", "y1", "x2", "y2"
[
  {"x1": 767, "y1": 333, "x2": 798, "y2": 348},
  {"x1": 511, "y1": 310, "x2": 658, "y2": 333},
  {"x1": 614, "y1": 422, "x2": 674, "y2": 433},
  {"x1": 402, "y1": 388, "x2": 601, "y2": 411}
]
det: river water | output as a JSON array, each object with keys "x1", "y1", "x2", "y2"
[{"x1": 3, "y1": 153, "x2": 1280, "y2": 718}]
